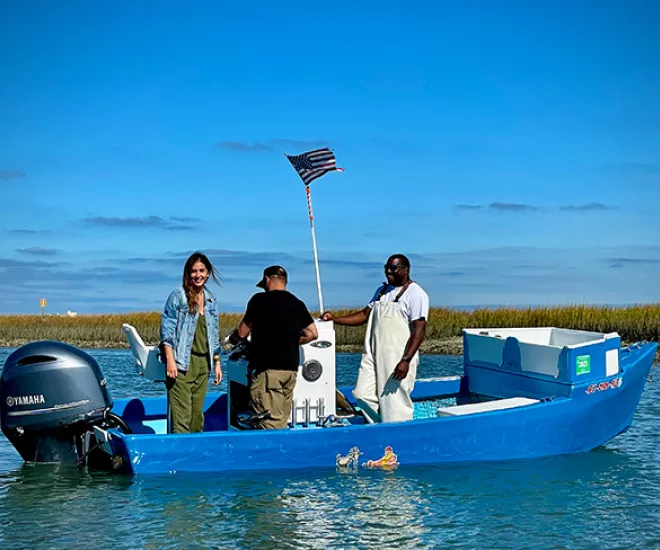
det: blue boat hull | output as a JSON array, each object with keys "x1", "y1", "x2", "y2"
[{"x1": 104, "y1": 342, "x2": 656, "y2": 475}]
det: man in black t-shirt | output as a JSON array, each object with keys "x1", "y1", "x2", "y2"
[{"x1": 229, "y1": 265, "x2": 317, "y2": 429}]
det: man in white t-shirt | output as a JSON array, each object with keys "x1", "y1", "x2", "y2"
[{"x1": 322, "y1": 254, "x2": 429, "y2": 422}]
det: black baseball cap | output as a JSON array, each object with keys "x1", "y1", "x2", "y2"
[{"x1": 256, "y1": 265, "x2": 288, "y2": 289}]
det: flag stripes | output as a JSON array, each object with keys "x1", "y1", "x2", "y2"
[{"x1": 285, "y1": 148, "x2": 343, "y2": 185}]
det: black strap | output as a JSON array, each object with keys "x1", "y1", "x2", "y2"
[
  {"x1": 376, "y1": 281, "x2": 413, "y2": 302},
  {"x1": 394, "y1": 281, "x2": 412, "y2": 302}
]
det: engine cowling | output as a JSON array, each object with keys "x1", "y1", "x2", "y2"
[{"x1": 0, "y1": 341, "x2": 113, "y2": 463}]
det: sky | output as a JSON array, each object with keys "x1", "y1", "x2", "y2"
[{"x1": 1, "y1": 0, "x2": 659, "y2": 314}]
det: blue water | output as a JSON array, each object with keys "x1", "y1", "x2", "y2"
[{"x1": 0, "y1": 348, "x2": 659, "y2": 549}]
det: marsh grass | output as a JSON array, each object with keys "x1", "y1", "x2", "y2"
[{"x1": 0, "y1": 304, "x2": 658, "y2": 352}]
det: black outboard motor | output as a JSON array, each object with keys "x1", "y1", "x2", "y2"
[{"x1": 0, "y1": 341, "x2": 113, "y2": 463}]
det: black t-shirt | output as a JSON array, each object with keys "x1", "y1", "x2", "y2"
[{"x1": 244, "y1": 290, "x2": 314, "y2": 372}]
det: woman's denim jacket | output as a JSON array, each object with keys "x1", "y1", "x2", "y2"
[{"x1": 160, "y1": 287, "x2": 220, "y2": 372}]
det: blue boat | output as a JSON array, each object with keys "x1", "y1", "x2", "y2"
[{"x1": 1, "y1": 324, "x2": 655, "y2": 475}]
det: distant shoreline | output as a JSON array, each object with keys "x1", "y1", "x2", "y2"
[
  {"x1": 0, "y1": 337, "x2": 464, "y2": 354},
  {"x1": 1, "y1": 337, "x2": 658, "y2": 361},
  {"x1": 1, "y1": 304, "x2": 658, "y2": 360}
]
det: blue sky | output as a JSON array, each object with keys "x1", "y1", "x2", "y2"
[{"x1": 1, "y1": 0, "x2": 659, "y2": 314}]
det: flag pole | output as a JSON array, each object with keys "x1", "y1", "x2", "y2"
[
  {"x1": 305, "y1": 185, "x2": 325, "y2": 315},
  {"x1": 285, "y1": 148, "x2": 342, "y2": 316}
]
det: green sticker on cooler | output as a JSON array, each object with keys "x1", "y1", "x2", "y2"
[{"x1": 576, "y1": 355, "x2": 591, "y2": 375}]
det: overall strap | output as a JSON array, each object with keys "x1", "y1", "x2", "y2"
[{"x1": 394, "y1": 281, "x2": 413, "y2": 302}]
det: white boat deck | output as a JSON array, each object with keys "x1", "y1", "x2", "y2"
[{"x1": 437, "y1": 397, "x2": 539, "y2": 417}]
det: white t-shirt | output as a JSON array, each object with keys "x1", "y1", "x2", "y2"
[{"x1": 368, "y1": 282, "x2": 429, "y2": 324}]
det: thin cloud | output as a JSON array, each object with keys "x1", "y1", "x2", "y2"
[
  {"x1": 169, "y1": 216, "x2": 201, "y2": 223},
  {"x1": 454, "y1": 203, "x2": 538, "y2": 212},
  {"x1": 8, "y1": 229, "x2": 51, "y2": 235},
  {"x1": 437, "y1": 271, "x2": 469, "y2": 277},
  {"x1": 270, "y1": 138, "x2": 327, "y2": 150},
  {"x1": 80, "y1": 268, "x2": 176, "y2": 285},
  {"x1": 118, "y1": 250, "x2": 301, "y2": 269},
  {"x1": 0, "y1": 170, "x2": 26, "y2": 180},
  {"x1": 169, "y1": 248, "x2": 299, "y2": 262},
  {"x1": 87, "y1": 266, "x2": 122, "y2": 274},
  {"x1": 82, "y1": 215, "x2": 169, "y2": 228},
  {"x1": 313, "y1": 258, "x2": 383, "y2": 270},
  {"x1": 215, "y1": 138, "x2": 328, "y2": 153},
  {"x1": 489, "y1": 202, "x2": 538, "y2": 212},
  {"x1": 164, "y1": 225, "x2": 196, "y2": 232},
  {"x1": 119, "y1": 256, "x2": 182, "y2": 266},
  {"x1": 0, "y1": 258, "x2": 60, "y2": 268},
  {"x1": 16, "y1": 247, "x2": 60, "y2": 256},
  {"x1": 605, "y1": 257, "x2": 660, "y2": 265},
  {"x1": 215, "y1": 141, "x2": 272, "y2": 152},
  {"x1": 81, "y1": 215, "x2": 197, "y2": 231},
  {"x1": 559, "y1": 203, "x2": 614, "y2": 211}
]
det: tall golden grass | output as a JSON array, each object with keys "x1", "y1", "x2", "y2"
[{"x1": 0, "y1": 304, "x2": 658, "y2": 350}]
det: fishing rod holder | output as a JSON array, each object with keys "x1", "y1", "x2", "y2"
[{"x1": 290, "y1": 397, "x2": 326, "y2": 427}]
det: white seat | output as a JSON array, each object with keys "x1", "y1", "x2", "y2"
[
  {"x1": 121, "y1": 323, "x2": 166, "y2": 382},
  {"x1": 437, "y1": 397, "x2": 539, "y2": 417}
]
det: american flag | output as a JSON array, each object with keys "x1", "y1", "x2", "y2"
[{"x1": 285, "y1": 148, "x2": 343, "y2": 186}]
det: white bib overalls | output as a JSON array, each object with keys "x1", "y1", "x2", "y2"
[{"x1": 353, "y1": 289, "x2": 418, "y2": 423}]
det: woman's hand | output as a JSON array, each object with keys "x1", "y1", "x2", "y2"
[
  {"x1": 166, "y1": 358, "x2": 178, "y2": 379},
  {"x1": 213, "y1": 362, "x2": 223, "y2": 385}
]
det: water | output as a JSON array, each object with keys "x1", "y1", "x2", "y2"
[{"x1": 0, "y1": 348, "x2": 658, "y2": 549}]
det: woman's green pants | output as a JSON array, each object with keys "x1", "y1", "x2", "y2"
[{"x1": 167, "y1": 355, "x2": 209, "y2": 433}]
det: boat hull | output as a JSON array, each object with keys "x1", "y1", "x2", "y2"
[{"x1": 103, "y1": 342, "x2": 656, "y2": 475}]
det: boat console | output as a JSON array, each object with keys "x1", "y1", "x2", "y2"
[{"x1": 226, "y1": 320, "x2": 336, "y2": 428}]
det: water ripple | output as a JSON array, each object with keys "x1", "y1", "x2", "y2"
[{"x1": 0, "y1": 348, "x2": 658, "y2": 549}]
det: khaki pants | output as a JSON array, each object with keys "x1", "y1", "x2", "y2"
[
  {"x1": 167, "y1": 355, "x2": 209, "y2": 433},
  {"x1": 249, "y1": 370, "x2": 297, "y2": 429}
]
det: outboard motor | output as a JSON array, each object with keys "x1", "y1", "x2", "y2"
[{"x1": 0, "y1": 341, "x2": 116, "y2": 463}]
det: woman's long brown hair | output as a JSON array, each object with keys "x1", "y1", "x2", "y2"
[{"x1": 182, "y1": 251, "x2": 220, "y2": 313}]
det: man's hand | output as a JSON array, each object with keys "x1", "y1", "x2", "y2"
[
  {"x1": 391, "y1": 360, "x2": 410, "y2": 381},
  {"x1": 212, "y1": 362, "x2": 222, "y2": 385},
  {"x1": 166, "y1": 358, "x2": 178, "y2": 379},
  {"x1": 321, "y1": 307, "x2": 370, "y2": 326},
  {"x1": 300, "y1": 322, "x2": 319, "y2": 345}
]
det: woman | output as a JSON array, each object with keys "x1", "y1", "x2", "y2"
[{"x1": 160, "y1": 251, "x2": 222, "y2": 433}]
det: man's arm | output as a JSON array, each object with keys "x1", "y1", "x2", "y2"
[
  {"x1": 236, "y1": 319, "x2": 251, "y2": 339},
  {"x1": 223, "y1": 296, "x2": 256, "y2": 346},
  {"x1": 299, "y1": 322, "x2": 318, "y2": 345},
  {"x1": 321, "y1": 306, "x2": 371, "y2": 326},
  {"x1": 221, "y1": 318, "x2": 251, "y2": 349},
  {"x1": 392, "y1": 319, "x2": 427, "y2": 380}
]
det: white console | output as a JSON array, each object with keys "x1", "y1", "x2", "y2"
[
  {"x1": 292, "y1": 320, "x2": 336, "y2": 424},
  {"x1": 225, "y1": 320, "x2": 336, "y2": 426}
]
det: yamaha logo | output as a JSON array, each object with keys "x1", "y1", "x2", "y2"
[{"x1": 5, "y1": 395, "x2": 46, "y2": 407}]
